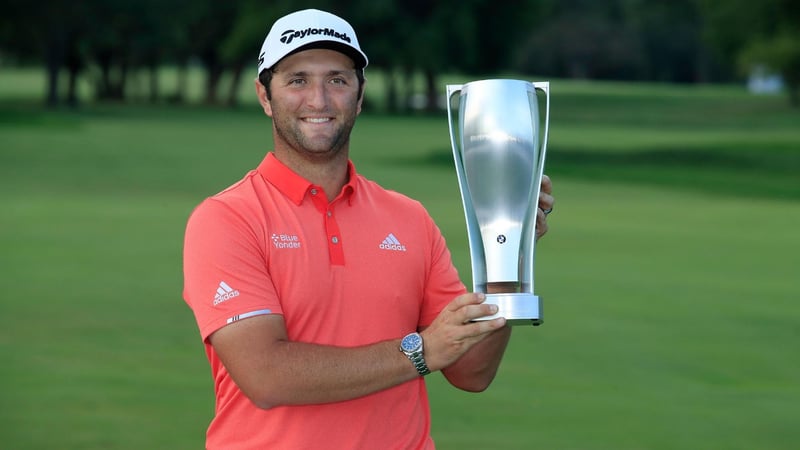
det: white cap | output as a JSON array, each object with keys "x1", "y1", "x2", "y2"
[{"x1": 257, "y1": 9, "x2": 368, "y2": 74}]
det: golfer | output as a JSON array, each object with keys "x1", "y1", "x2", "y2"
[{"x1": 183, "y1": 9, "x2": 555, "y2": 449}]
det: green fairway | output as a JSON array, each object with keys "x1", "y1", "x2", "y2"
[{"x1": 1, "y1": 71, "x2": 798, "y2": 449}]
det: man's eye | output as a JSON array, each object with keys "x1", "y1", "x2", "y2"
[
  {"x1": 289, "y1": 79, "x2": 306, "y2": 85},
  {"x1": 330, "y1": 78, "x2": 347, "y2": 85}
]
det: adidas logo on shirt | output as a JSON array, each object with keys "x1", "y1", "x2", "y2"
[
  {"x1": 213, "y1": 281, "x2": 240, "y2": 306},
  {"x1": 379, "y1": 233, "x2": 407, "y2": 252}
]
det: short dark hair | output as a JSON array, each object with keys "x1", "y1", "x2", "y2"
[{"x1": 258, "y1": 67, "x2": 365, "y2": 101}]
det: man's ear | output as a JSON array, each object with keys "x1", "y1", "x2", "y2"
[
  {"x1": 255, "y1": 78, "x2": 272, "y2": 117},
  {"x1": 356, "y1": 77, "x2": 367, "y2": 115}
]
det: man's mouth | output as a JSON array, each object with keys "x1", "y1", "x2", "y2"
[{"x1": 304, "y1": 117, "x2": 332, "y2": 124}]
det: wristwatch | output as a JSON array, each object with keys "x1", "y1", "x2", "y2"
[{"x1": 400, "y1": 332, "x2": 431, "y2": 376}]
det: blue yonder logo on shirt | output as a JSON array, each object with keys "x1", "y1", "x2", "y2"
[{"x1": 272, "y1": 233, "x2": 302, "y2": 249}]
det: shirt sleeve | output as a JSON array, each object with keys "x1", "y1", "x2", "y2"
[
  {"x1": 418, "y1": 209, "x2": 468, "y2": 327},
  {"x1": 182, "y1": 197, "x2": 281, "y2": 341}
]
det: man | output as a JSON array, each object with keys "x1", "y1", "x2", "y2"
[{"x1": 183, "y1": 9, "x2": 555, "y2": 449}]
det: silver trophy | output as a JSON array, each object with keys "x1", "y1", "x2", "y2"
[{"x1": 446, "y1": 79, "x2": 550, "y2": 326}]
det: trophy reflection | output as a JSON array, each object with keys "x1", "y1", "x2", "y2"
[{"x1": 446, "y1": 79, "x2": 550, "y2": 326}]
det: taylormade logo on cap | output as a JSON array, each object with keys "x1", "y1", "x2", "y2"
[
  {"x1": 279, "y1": 28, "x2": 352, "y2": 45},
  {"x1": 258, "y1": 9, "x2": 368, "y2": 74}
]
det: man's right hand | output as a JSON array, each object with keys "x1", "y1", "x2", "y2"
[{"x1": 420, "y1": 293, "x2": 507, "y2": 373}]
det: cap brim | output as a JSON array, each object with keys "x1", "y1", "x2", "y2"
[{"x1": 273, "y1": 41, "x2": 367, "y2": 71}]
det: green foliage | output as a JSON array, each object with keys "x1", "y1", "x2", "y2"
[
  {"x1": 1, "y1": 72, "x2": 799, "y2": 449},
  {"x1": 699, "y1": 0, "x2": 800, "y2": 104},
  {"x1": 7, "y1": 0, "x2": 791, "y2": 107},
  {"x1": 738, "y1": 29, "x2": 800, "y2": 104}
]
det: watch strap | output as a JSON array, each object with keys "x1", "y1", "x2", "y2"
[{"x1": 405, "y1": 350, "x2": 430, "y2": 376}]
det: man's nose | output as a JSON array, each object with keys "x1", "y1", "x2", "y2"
[{"x1": 305, "y1": 81, "x2": 328, "y2": 109}]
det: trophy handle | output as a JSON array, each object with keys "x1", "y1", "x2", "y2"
[
  {"x1": 521, "y1": 81, "x2": 550, "y2": 294},
  {"x1": 531, "y1": 81, "x2": 550, "y2": 200},
  {"x1": 445, "y1": 84, "x2": 464, "y2": 163},
  {"x1": 446, "y1": 84, "x2": 487, "y2": 289}
]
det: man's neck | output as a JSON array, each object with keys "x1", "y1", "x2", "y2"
[{"x1": 273, "y1": 150, "x2": 350, "y2": 202}]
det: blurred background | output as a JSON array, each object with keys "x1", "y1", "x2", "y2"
[
  {"x1": 0, "y1": 0, "x2": 798, "y2": 109},
  {"x1": 1, "y1": 1, "x2": 798, "y2": 449}
]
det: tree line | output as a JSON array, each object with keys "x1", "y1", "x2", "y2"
[{"x1": 1, "y1": 0, "x2": 797, "y2": 109}]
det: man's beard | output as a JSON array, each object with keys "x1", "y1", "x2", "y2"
[{"x1": 274, "y1": 117, "x2": 354, "y2": 162}]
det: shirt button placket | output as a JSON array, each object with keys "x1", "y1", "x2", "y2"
[{"x1": 325, "y1": 204, "x2": 345, "y2": 265}]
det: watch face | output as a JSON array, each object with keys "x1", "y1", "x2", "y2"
[{"x1": 401, "y1": 333, "x2": 422, "y2": 352}]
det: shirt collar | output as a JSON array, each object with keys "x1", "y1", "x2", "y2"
[{"x1": 257, "y1": 153, "x2": 357, "y2": 205}]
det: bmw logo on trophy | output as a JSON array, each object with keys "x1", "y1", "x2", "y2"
[{"x1": 446, "y1": 79, "x2": 550, "y2": 326}]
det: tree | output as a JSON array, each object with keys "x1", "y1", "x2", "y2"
[
  {"x1": 347, "y1": 0, "x2": 533, "y2": 113},
  {"x1": 513, "y1": 12, "x2": 646, "y2": 80},
  {"x1": 699, "y1": 0, "x2": 800, "y2": 105},
  {"x1": 624, "y1": 0, "x2": 708, "y2": 83},
  {"x1": 341, "y1": 0, "x2": 409, "y2": 112},
  {"x1": 513, "y1": 0, "x2": 714, "y2": 83},
  {"x1": 739, "y1": 27, "x2": 800, "y2": 106},
  {"x1": 0, "y1": 0, "x2": 92, "y2": 106}
]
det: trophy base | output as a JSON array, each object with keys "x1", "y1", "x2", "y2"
[{"x1": 473, "y1": 293, "x2": 542, "y2": 326}]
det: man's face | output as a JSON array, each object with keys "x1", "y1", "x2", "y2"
[{"x1": 258, "y1": 49, "x2": 363, "y2": 162}]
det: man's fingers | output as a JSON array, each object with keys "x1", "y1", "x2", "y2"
[
  {"x1": 446, "y1": 292, "x2": 486, "y2": 312},
  {"x1": 536, "y1": 208, "x2": 549, "y2": 239},
  {"x1": 448, "y1": 294, "x2": 504, "y2": 325},
  {"x1": 538, "y1": 174, "x2": 554, "y2": 213},
  {"x1": 538, "y1": 190, "x2": 554, "y2": 208},
  {"x1": 465, "y1": 317, "x2": 507, "y2": 337},
  {"x1": 540, "y1": 174, "x2": 552, "y2": 194},
  {"x1": 459, "y1": 302, "x2": 499, "y2": 324}
]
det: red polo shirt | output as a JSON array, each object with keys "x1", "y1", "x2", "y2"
[{"x1": 183, "y1": 153, "x2": 466, "y2": 449}]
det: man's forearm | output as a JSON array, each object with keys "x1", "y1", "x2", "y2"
[
  {"x1": 259, "y1": 340, "x2": 419, "y2": 407},
  {"x1": 440, "y1": 326, "x2": 512, "y2": 392},
  {"x1": 212, "y1": 319, "x2": 422, "y2": 410}
]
